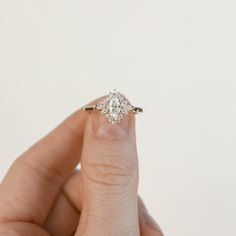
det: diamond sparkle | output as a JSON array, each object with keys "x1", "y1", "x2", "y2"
[{"x1": 96, "y1": 90, "x2": 133, "y2": 125}]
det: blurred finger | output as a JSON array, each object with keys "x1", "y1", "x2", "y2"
[
  {"x1": 0, "y1": 98, "x2": 100, "y2": 225},
  {"x1": 43, "y1": 170, "x2": 82, "y2": 236},
  {"x1": 0, "y1": 222, "x2": 49, "y2": 236},
  {"x1": 43, "y1": 190, "x2": 80, "y2": 236},
  {"x1": 62, "y1": 170, "x2": 83, "y2": 211},
  {"x1": 138, "y1": 197, "x2": 163, "y2": 236}
]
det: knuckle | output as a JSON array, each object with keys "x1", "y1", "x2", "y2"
[
  {"x1": 83, "y1": 147, "x2": 138, "y2": 188},
  {"x1": 18, "y1": 155, "x2": 63, "y2": 187}
]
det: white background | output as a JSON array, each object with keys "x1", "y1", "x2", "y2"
[{"x1": 1, "y1": 1, "x2": 236, "y2": 235}]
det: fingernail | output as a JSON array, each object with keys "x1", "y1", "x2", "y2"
[{"x1": 94, "y1": 114, "x2": 129, "y2": 140}]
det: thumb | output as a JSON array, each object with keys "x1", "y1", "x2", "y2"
[{"x1": 77, "y1": 110, "x2": 139, "y2": 236}]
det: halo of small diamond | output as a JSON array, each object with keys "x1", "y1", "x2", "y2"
[{"x1": 96, "y1": 89, "x2": 133, "y2": 125}]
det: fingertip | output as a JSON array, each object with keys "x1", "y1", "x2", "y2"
[{"x1": 84, "y1": 108, "x2": 136, "y2": 141}]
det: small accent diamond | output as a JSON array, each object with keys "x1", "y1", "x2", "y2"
[{"x1": 96, "y1": 89, "x2": 133, "y2": 125}]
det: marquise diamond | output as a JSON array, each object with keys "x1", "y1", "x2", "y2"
[{"x1": 96, "y1": 89, "x2": 133, "y2": 125}]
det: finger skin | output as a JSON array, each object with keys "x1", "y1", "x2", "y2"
[
  {"x1": 76, "y1": 111, "x2": 139, "y2": 236},
  {"x1": 138, "y1": 197, "x2": 164, "y2": 236},
  {"x1": 43, "y1": 191, "x2": 80, "y2": 236},
  {"x1": 45, "y1": 171, "x2": 163, "y2": 236},
  {"x1": 0, "y1": 110, "x2": 85, "y2": 225},
  {"x1": 0, "y1": 95, "x2": 163, "y2": 236},
  {"x1": 0, "y1": 98, "x2": 101, "y2": 226},
  {"x1": 62, "y1": 170, "x2": 83, "y2": 211},
  {"x1": 43, "y1": 171, "x2": 82, "y2": 236},
  {"x1": 0, "y1": 222, "x2": 50, "y2": 236},
  {"x1": 62, "y1": 172, "x2": 163, "y2": 236}
]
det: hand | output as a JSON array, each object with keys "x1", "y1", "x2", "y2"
[{"x1": 0, "y1": 98, "x2": 163, "y2": 236}]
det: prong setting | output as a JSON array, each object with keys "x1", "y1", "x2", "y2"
[
  {"x1": 83, "y1": 89, "x2": 142, "y2": 125},
  {"x1": 96, "y1": 89, "x2": 133, "y2": 125}
]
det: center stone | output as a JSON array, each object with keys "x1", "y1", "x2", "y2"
[
  {"x1": 108, "y1": 96, "x2": 121, "y2": 119},
  {"x1": 96, "y1": 89, "x2": 132, "y2": 125}
]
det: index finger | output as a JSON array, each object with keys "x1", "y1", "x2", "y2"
[{"x1": 0, "y1": 98, "x2": 99, "y2": 225}]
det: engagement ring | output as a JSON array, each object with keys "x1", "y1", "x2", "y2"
[{"x1": 83, "y1": 89, "x2": 143, "y2": 125}]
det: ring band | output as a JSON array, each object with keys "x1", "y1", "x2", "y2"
[
  {"x1": 83, "y1": 105, "x2": 143, "y2": 113},
  {"x1": 83, "y1": 89, "x2": 143, "y2": 125}
]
